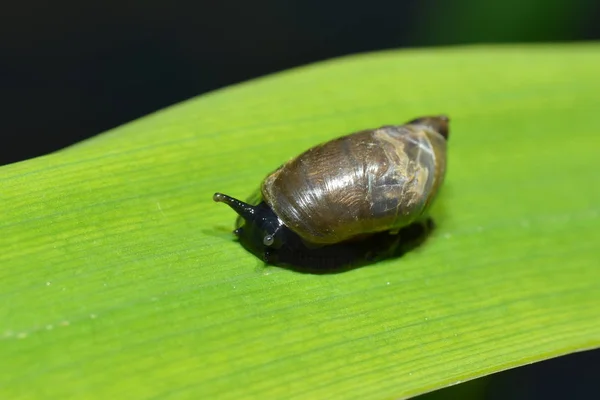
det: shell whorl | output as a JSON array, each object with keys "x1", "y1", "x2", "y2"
[{"x1": 261, "y1": 122, "x2": 447, "y2": 245}]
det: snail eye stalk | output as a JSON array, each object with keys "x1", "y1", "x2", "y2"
[{"x1": 213, "y1": 192, "x2": 257, "y2": 222}]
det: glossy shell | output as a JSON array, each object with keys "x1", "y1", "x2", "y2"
[{"x1": 261, "y1": 122, "x2": 447, "y2": 245}]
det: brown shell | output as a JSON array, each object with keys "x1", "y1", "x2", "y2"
[{"x1": 261, "y1": 122, "x2": 447, "y2": 245}]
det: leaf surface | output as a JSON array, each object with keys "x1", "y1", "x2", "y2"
[{"x1": 1, "y1": 43, "x2": 600, "y2": 399}]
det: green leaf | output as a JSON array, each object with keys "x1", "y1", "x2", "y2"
[{"x1": 2, "y1": 43, "x2": 599, "y2": 399}]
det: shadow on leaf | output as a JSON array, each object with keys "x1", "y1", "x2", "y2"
[{"x1": 232, "y1": 218, "x2": 436, "y2": 274}]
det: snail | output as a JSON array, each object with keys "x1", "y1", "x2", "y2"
[{"x1": 214, "y1": 115, "x2": 449, "y2": 268}]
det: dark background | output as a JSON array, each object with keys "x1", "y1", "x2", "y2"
[
  {"x1": 2, "y1": 0, "x2": 599, "y2": 167},
  {"x1": 2, "y1": 0, "x2": 599, "y2": 398}
]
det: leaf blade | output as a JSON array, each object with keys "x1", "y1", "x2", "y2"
[{"x1": 1, "y1": 43, "x2": 600, "y2": 399}]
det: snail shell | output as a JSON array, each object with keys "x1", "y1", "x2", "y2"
[{"x1": 261, "y1": 116, "x2": 448, "y2": 245}]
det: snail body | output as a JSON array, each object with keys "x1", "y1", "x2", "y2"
[{"x1": 214, "y1": 115, "x2": 449, "y2": 266}]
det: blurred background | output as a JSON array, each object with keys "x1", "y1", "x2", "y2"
[
  {"x1": 1, "y1": 0, "x2": 599, "y2": 397},
  {"x1": 1, "y1": 0, "x2": 599, "y2": 167}
]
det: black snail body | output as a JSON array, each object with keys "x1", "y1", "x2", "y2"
[{"x1": 214, "y1": 115, "x2": 449, "y2": 270}]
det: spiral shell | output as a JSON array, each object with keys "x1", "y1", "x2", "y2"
[{"x1": 261, "y1": 117, "x2": 448, "y2": 245}]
